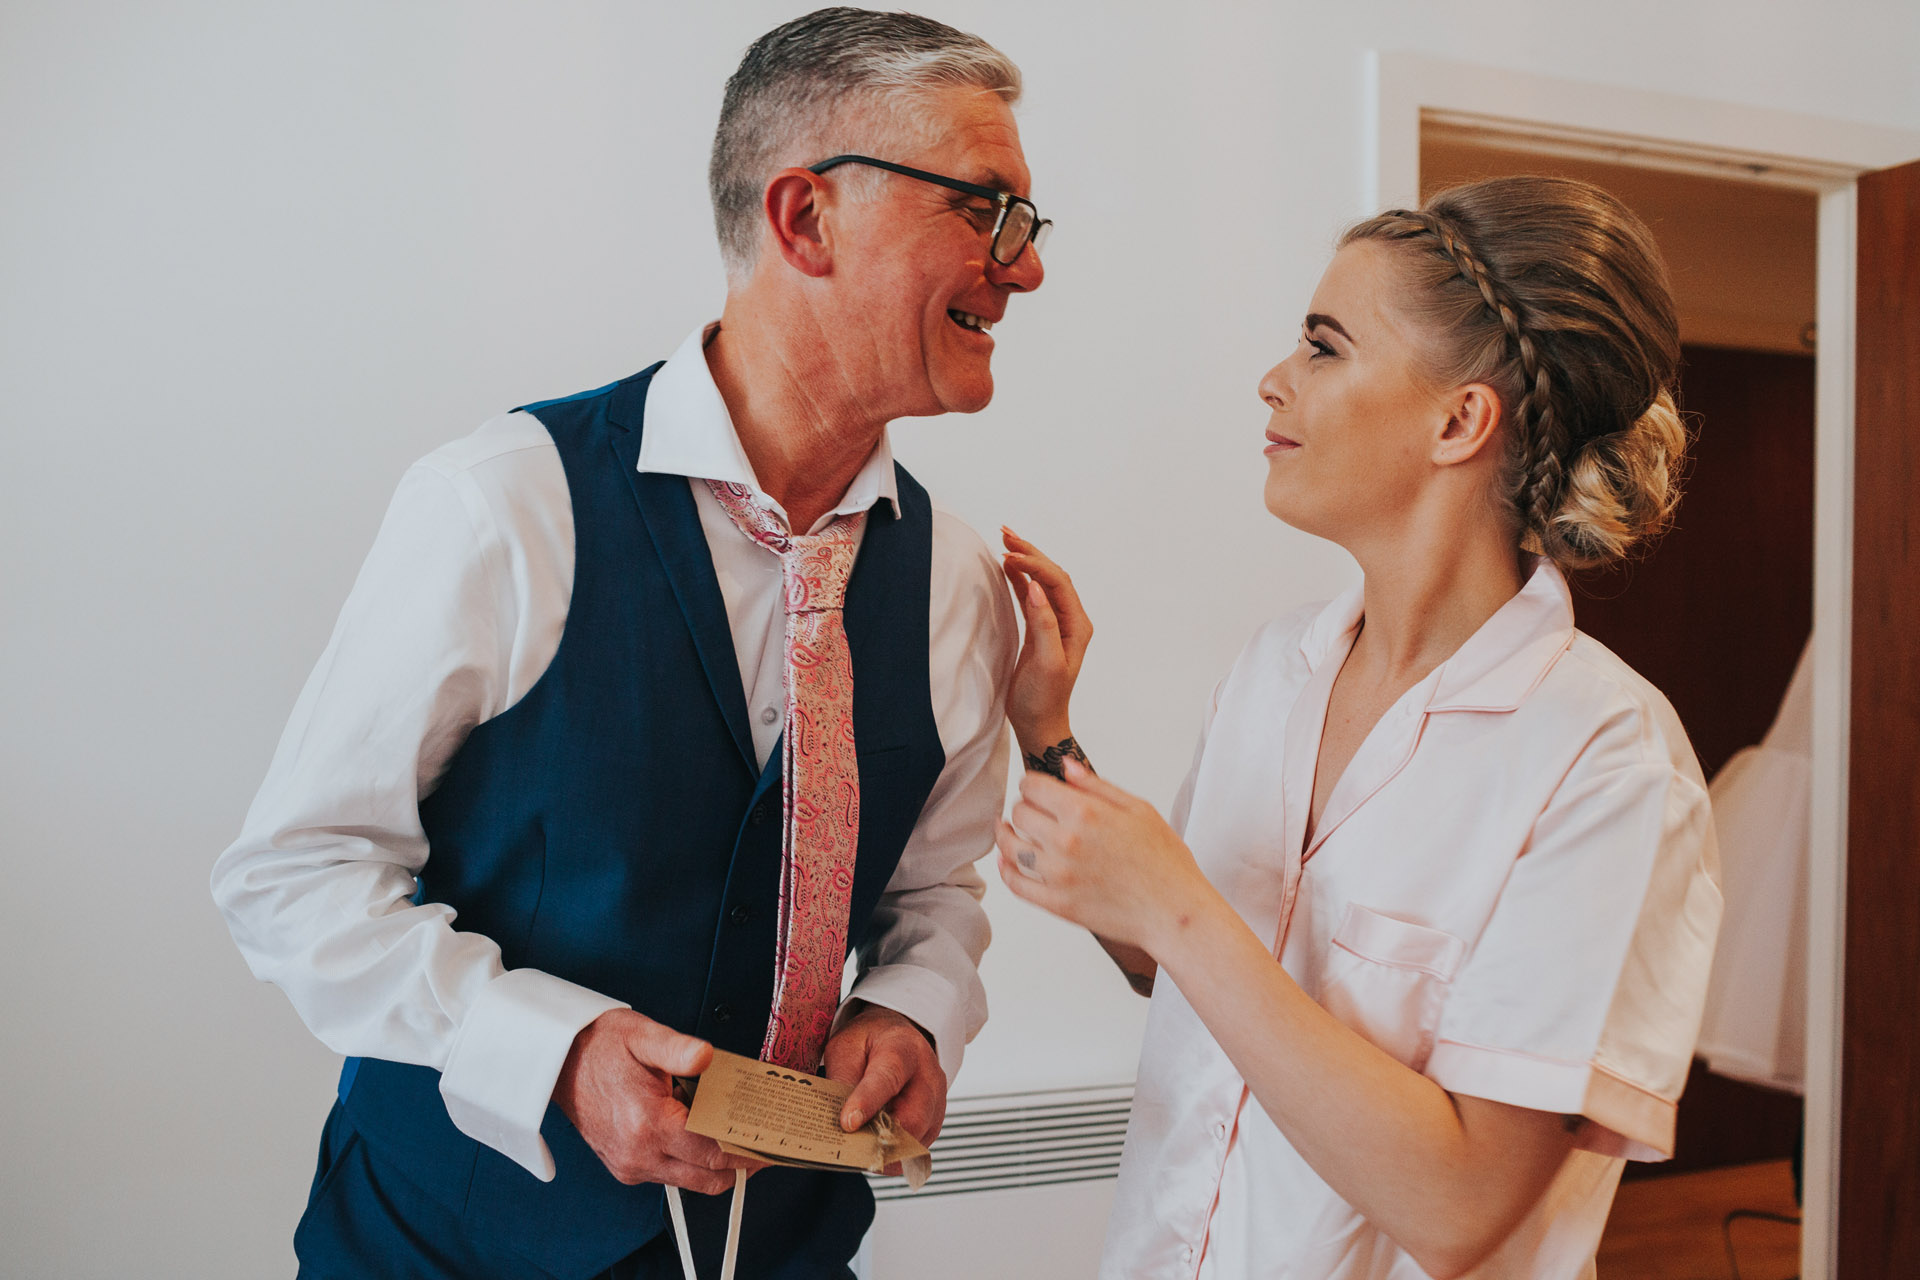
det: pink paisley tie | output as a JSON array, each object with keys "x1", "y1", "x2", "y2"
[{"x1": 705, "y1": 480, "x2": 866, "y2": 1071}]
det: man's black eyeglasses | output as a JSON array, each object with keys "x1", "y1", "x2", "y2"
[{"x1": 806, "y1": 154, "x2": 1052, "y2": 266}]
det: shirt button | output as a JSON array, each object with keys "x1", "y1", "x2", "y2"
[
  {"x1": 759, "y1": 706, "x2": 779, "y2": 726},
  {"x1": 1181, "y1": 1245, "x2": 1194, "y2": 1265},
  {"x1": 729, "y1": 904, "x2": 751, "y2": 925},
  {"x1": 1214, "y1": 1121, "x2": 1228, "y2": 1142},
  {"x1": 712, "y1": 1003, "x2": 733, "y2": 1023}
]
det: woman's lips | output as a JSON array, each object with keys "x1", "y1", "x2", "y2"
[{"x1": 1264, "y1": 431, "x2": 1299, "y2": 456}]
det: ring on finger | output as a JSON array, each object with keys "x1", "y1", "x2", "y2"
[{"x1": 1015, "y1": 847, "x2": 1044, "y2": 882}]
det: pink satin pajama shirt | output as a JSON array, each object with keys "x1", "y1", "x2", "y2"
[{"x1": 1101, "y1": 559, "x2": 1723, "y2": 1280}]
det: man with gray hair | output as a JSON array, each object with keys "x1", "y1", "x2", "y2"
[{"x1": 210, "y1": 8, "x2": 1047, "y2": 1278}]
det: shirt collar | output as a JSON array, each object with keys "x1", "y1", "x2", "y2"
[
  {"x1": 1298, "y1": 556, "x2": 1576, "y2": 714},
  {"x1": 637, "y1": 322, "x2": 901, "y2": 530}
]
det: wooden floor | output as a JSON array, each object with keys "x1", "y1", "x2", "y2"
[{"x1": 1598, "y1": 1159, "x2": 1801, "y2": 1279}]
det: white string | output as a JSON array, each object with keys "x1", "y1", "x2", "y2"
[
  {"x1": 664, "y1": 1173, "x2": 748, "y2": 1280},
  {"x1": 664, "y1": 1185, "x2": 698, "y2": 1280},
  {"x1": 720, "y1": 1168, "x2": 747, "y2": 1280}
]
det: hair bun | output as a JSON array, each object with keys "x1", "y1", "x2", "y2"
[{"x1": 1539, "y1": 387, "x2": 1688, "y2": 570}]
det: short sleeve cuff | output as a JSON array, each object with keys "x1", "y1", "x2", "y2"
[
  {"x1": 843, "y1": 964, "x2": 968, "y2": 1084},
  {"x1": 438, "y1": 968, "x2": 629, "y2": 1181},
  {"x1": 1426, "y1": 1039, "x2": 1676, "y2": 1162}
]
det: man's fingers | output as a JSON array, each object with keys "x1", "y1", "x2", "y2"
[
  {"x1": 657, "y1": 1157, "x2": 741, "y2": 1196},
  {"x1": 820, "y1": 1023, "x2": 872, "y2": 1090},
  {"x1": 840, "y1": 1045, "x2": 912, "y2": 1131},
  {"x1": 656, "y1": 1114, "x2": 745, "y2": 1170},
  {"x1": 888, "y1": 1068, "x2": 946, "y2": 1146},
  {"x1": 626, "y1": 1017, "x2": 714, "y2": 1078}
]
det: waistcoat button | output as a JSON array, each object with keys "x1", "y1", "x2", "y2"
[
  {"x1": 750, "y1": 801, "x2": 772, "y2": 826},
  {"x1": 713, "y1": 1003, "x2": 733, "y2": 1023},
  {"x1": 729, "y1": 905, "x2": 751, "y2": 925}
]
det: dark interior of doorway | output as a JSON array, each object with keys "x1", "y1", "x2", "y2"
[{"x1": 1571, "y1": 343, "x2": 1813, "y2": 1181}]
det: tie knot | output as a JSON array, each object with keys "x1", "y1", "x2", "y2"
[
  {"x1": 705, "y1": 480, "x2": 865, "y2": 614},
  {"x1": 781, "y1": 535, "x2": 859, "y2": 613}
]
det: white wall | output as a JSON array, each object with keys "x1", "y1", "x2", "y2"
[{"x1": 4, "y1": 2, "x2": 1916, "y2": 1275}]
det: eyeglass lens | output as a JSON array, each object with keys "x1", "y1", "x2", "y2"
[{"x1": 993, "y1": 201, "x2": 1042, "y2": 265}]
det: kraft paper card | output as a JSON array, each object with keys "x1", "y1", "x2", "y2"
[{"x1": 684, "y1": 1048, "x2": 932, "y2": 1189}]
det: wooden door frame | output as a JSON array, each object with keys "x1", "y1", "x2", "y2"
[{"x1": 1369, "y1": 52, "x2": 1920, "y2": 1280}]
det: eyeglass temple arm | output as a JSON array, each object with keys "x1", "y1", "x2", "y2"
[{"x1": 805, "y1": 154, "x2": 1005, "y2": 203}]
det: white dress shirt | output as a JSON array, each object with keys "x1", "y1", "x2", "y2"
[
  {"x1": 212, "y1": 324, "x2": 1017, "y2": 1182},
  {"x1": 1101, "y1": 560, "x2": 1722, "y2": 1280}
]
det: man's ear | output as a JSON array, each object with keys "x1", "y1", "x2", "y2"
[
  {"x1": 763, "y1": 168, "x2": 834, "y2": 278},
  {"x1": 1434, "y1": 382, "x2": 1504, "y2": 467}
]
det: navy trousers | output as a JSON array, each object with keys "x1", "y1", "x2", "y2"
[{"x1": 294, "y1": 1105, "x2": 858, "y2": 1280}]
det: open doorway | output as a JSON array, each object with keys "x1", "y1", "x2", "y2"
[
  {"x1": 1378, "y1": 56, "x2": 1920, "y2": 1278},
  {"x1": 1421, "y1": 135, "x2": 1816, "y2": 1279}
]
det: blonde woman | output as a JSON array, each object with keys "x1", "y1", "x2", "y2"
[{"x1": 999, "y1": 177, "x2": 1722, "y2": 1279}]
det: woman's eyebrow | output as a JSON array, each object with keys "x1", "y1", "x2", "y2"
[{"x1": 1304, "y1": 312, "x2": 1354, "y2": 342}]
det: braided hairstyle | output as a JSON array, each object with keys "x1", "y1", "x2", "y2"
[{"x1": 1342, "y1": 176, "x2": 1688, "y2": 571}]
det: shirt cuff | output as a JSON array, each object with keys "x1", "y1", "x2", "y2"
[
  {"x1": 842, "y1": 964, "x2": 968, "y2": 1084},
  {"x1": 438, "y1": 968, "x2": 629, "y2": 1181},
  {"x1": 1425, "y1": 1039, "x2": 1677, "y2": 1161}
]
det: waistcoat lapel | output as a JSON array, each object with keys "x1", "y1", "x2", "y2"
[{"x1": 607, "y1": 377, "x2": 757, "y2": 774}]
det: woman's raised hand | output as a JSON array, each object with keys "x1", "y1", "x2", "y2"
[
  {"x1": 1001, "y1": 527, "x2": 1093, "y2": 757},
  {"x1": 994, "y1": 759, "x2": 1211, "y2": 952}
]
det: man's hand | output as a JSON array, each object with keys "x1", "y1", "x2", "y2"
[
  {"x1": 553, "y1": 1008, "x2": 761, "y2": 1194},
  {"x1": 821, "y1": 1003, "x2": 947, "y2": 1171}
]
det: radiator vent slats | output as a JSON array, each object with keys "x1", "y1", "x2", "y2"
[{"x1": 866, "y1": 1083, "x2": 1134, "y2": 1202}]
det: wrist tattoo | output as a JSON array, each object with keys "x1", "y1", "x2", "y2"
[{"x1": 1024, "y1": 735, "x2": 1093, "y2": 780}]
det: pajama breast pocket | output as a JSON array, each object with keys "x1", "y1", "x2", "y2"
[{"x1": 1318, "y1": 903, "x2": 1466, "y2": 1072}]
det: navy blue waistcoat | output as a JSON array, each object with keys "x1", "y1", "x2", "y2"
[{"x1": 337, "y1": 365, "x2": 947, "y2": 1279}]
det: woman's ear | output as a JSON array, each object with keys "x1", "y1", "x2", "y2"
[
  {"x1": 762, "y1": 168, "x2": 834, "y2": 278},
  {"x1": 1434, "y1": 383, "x2": 1503, "y2": 467}
]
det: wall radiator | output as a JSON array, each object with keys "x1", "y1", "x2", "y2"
[{"x1": 857, "y1": 1083, "x2": 1134, "y2": 1279}]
